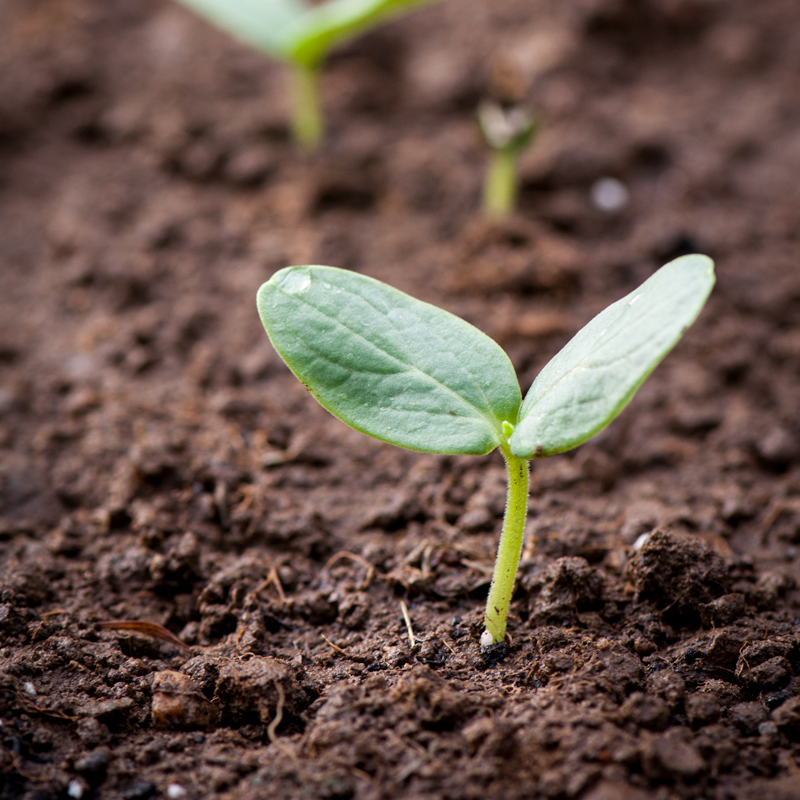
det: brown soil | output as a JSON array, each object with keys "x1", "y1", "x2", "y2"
[{"x1": 2, "y1": 0, "x2": 800, "y2": 798}]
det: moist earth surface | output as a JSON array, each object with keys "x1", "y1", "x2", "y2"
[{"x1": 1, "y1": 0, "x2": 800, "y2": 798}]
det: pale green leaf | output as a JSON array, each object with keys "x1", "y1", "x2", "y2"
[
  {"x1": 173, "y1": 0, "x2": 435, "y2": 66},
  {"x1": 285, "y1": 0, "x2": 437, "y2": 67},
  {"x1": 174, "y1": 0, "x2": 305, "y2": 58},
  {"x1": 257, "y1": 266, "x2": 521, "y2": 455},
  {"x1": 510, "y1": 254, "x2": 715, "y2": 459}
]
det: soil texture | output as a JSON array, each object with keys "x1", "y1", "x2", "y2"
[{"x1": 2, "y1": 0, "x2": 800, "y2": 798}]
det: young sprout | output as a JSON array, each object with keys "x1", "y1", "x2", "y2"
[
  {"x1": 478, "y1": 100, "x2": 537, "y2": 219},
  {"x1": 175, "y1": 0, "x2": 436, "y2": 149},
  {"x1": 257, "y1": 255, "x2": 715, "y2": 647}
]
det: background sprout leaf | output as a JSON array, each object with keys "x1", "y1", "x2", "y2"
[
  {"x1": 285, "y1": 0, "x2": 437, "y2": 68},
  {"x1": 510, "y1": 254, "x2": 716, "y2": 460},
  {"x1": 175, "y1": 0, "x2": 435, "y2": 67},
  {"x1": 174, "y1": 0, "x2": 438, "y2": 148},
  {"x1": 478, "y1": 100, "x2": 538, "y2": 219},
  {"x1": 258, "y1": 266, "x2": 521, "y2": 455},
  {"x1": 174, "y1": 0, "x2": 305, "y2": 58}
]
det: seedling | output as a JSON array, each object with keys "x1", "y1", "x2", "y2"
[
  {"x1": 175, "y1": 0, "x2": 436, "y2": 149},
  {"x1": 478, "y1": 100, "x2": 537, "y2": 218},
  {"x1": 257, "y1": 255, "x2": 715, "y2": 647}
]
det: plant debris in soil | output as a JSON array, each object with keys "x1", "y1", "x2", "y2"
[{"x1": 1, "y1": 0, "x2": 800, "y2": 798}]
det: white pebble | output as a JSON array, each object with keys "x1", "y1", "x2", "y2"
[
  {"x1": 67, "y1": 779, "x2": 85, "y2": 799},
  {"x1": 167, "y1": 784, "x2": 187, "y2": 799},
  {"x1": 632, "y1": 532, "x2": 651, "y2": 552},
  {"x1": 23, "y1": 681, "x2": 36, "y2": 696},
  {"x1": 480, "y1": 630, "x2": 495, "y2": 650},
  {"x1": 591, "y1": 177, "x2": 629, "y2": 213}
]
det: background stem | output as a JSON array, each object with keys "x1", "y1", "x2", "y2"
[
  {"x1": 483, "y1": 452, "x2": 530, "y2": 644},
  {"x1": 292, "y1": 63, "x2": 323, "y2": 150},
  {"x1": 483, "y1": 147, "x2": 517, "y2": 218}
]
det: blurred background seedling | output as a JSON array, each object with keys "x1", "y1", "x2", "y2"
[
  {"x1": 478, "y1": 53, "x2": 538, "y2": 219},
  {"x1": 478, "y1": 100, "x2": 537, "y2": 219},
  {"x1": 175, "y1": 0, "x2": 438, "y2": 149}
]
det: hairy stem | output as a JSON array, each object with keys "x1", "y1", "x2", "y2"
[
  {"x1": 483, "y1": 148, "x2": 517, "y2": 219},
  {"x1": 291, "y1": 63, "x2": 323, "y2": 150},
  {"x1": 483, "y1": 451, "x2": 530, "y2": 645}
]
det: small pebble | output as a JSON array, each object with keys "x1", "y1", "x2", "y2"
[
  {"x1": 151, "y1": 670, "x2": 219, "y2": 730},
  {"x1": 67, "y1": 779, "x2": 86, "y2": 799},
  {"x1": 591, "y1": 177, "x2": 629, "y2": 213},
  {"x1": 167, "y1": 785, "x2": 187, "y2": 799},
  {"x1": 23, "y1": 681, "x2": 36, "y2": 696}
]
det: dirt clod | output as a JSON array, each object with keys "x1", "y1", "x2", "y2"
[
  {"x1": 628, "y1": 530, "x2": 731, "y2": 625},
  {"x1": 728, "y1": 701, "x2": 768, "y2": 736},
  {"x1": 643, "y1": 727, "x2": 705, "y2": 780},
  {"x1": 620, "y1": 691, "x2": 669, "y2": 730},
  {"x1": 75, "y1": 747, "x2": 110, "y2": 782},
  {"x1": 685, "y1": 692, "x2": 721, "y2": 728},
  {"x1": 772, "y1": 696, "x2": 800, "y2": 740},
  {"x1": 215, "y1": 657, "x2": 305, "y2": 729},
  {"x1": 698, "y1": 592, "x2": 745, "y2": 627},
  {"x1": 526, "y1": 556, "x2": 603, "y2": 625},
  {"x1": 645, "y1": 670, "x2": 686, "y2": 711}
]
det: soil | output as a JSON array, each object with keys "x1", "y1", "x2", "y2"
[{"x1": 2, "y1": 0, "x2": 800, "y2": 798}]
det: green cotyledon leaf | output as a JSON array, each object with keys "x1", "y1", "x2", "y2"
[
  {"x1": 174, "y1": 0, "x2": 305, "y2": 58},
  {"x1": 173, "y1": 0, "x2": 436, "y2": 67},
  {"x1": 285, "y1": 0, "x2": 437, "y2": 68},
  {"x1": 510, "y1": 254, "x2": 715, "y2": 460},
  {"x1": 257, "y1": 266, "x2": 521, "y2": 455}
]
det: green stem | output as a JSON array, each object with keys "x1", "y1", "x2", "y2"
[
  {"x1": 483, "y1": 450, "x2": 530, "y2": 646},
  {"x1": 291, "y1": 63, "x2": 323, "y2": 150},
  {"x1": 483, "y1": 147, "x2": 518, "y2": 219}
]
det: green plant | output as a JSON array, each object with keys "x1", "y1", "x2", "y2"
[
  {"x1": 175, "y1": 0, "x2": 436, "y2": 149},
  {"x1": 477, "y1": 100, "x2": 537, "y2": 218},
  {"x1": 256, "y1": 254, "x2": 715, "y2": 647}
]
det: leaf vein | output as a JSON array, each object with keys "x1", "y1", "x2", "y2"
[{"x1": 278, "y1": 285, "x2": 498, "y2": 430}]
